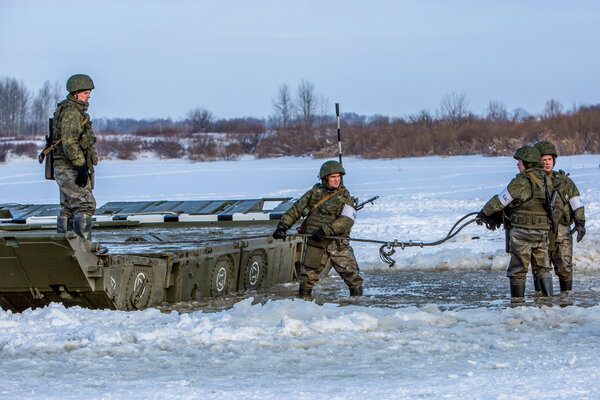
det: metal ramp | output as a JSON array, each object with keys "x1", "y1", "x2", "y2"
[{"x1": 0, "y1": 198, "x2": 296, "y2": 229}]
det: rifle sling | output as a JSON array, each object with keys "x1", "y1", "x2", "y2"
[
  {"x1": 527, "y1": 171, "x2": 544, "y2": 189},
  {"x1": 300, "y1": 188, "x2": 344, "y2": 231},
  {"x1": 41, "y1": 116, "x2": 89, "y2": 156}
]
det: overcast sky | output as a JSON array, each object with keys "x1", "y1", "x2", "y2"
[{"x1": 1, "y1": 0, "x2": 599, "y2": 121}]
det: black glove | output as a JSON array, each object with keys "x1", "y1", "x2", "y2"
[
  {"x1": 75, "y1": 165, "x2": 89, "y2": 188},
  {"x1": 476, "y1": 211, "x2": 502, "y2": 231},
  {"x1": 272, "y1": 227, "x2": 287, "y2": 240},
  {"x1": 570, "y1": 221, "x2": 586, "y2": 242},
  {"x1": 310, "y1": 228, "x2": 326, "y2": 241},
  {"x1": 475, "y1": 211, "x2": 486, "y2": 226}
]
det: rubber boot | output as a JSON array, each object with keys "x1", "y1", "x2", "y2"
[
  {"x1": 57, "y1": 216, "x2": 70, "y2": 233},
  {"x1": 298, "y1": 286, "x2": 312, "y2": 297},
  {"x1": 349, "y1": 286, "x2": 363, "y2": 296},
  {"x1": 73, "y1": 213, "x2": 93, "y2": 241},
  {"x1": 539, "y1": 276, "x2": 554, "y2": 297},
  {"x1": 559, "y1": 279, "x2": 572, "y2": 292},
  {"x1": 533, "y1": 277, "x2": 541, "y2": 292},
  {"x1": 510, "y1": 283, "x2": 525, "y2": 298}
]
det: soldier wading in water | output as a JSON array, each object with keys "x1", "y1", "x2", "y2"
[
  {"x1": 534, "y1": 141, "x2": 586, "y2": 292},
  {"x1": 477, "y1": 146, "x2": 553, "y2": 298},
  {"x1": 272, "y1": 161, "x2": 364, "y2": 297},
  {"x1": 52, "y1": 74, "x2": 99, "y2": 243}
]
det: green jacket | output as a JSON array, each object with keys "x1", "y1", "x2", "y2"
[
  {"x1": 548, "y1": 170, "x2": 585, "y2": 225},
  {"x1": 278, "y1": 183, "x2": 356, "y2": 237},
  {"x1": 52, "y1": 95, "x2": 98, "y2": 169},
  {"x1": 482, "y1": 167, "x2": 551, "y2": 230}
]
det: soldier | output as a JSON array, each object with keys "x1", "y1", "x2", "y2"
[
  {"x1": 534, "y1": 141, "x2": 586, "y2": 292},
  {"x1": 477, "y1": 146, "x2": 553, "y2": 297},
  {"x1": 52, "y1": 74, "x2": 99, "y2": 242},
  {"x1": 272, "y1": 161, "x2": 364, "y2": 296}
]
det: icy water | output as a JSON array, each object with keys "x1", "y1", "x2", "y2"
[
  {"x1": 1, "y1": 155, "x2": 599, "y2": 399},
  {"x1": 161, "y1": 270, "x2": 600, "y2": 314}
]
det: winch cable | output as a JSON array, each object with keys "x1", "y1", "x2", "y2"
[
  {"x1": 290, "y1": 211, "x2": 479, "y2": 267},
  {"x1": 99, "y1": 212, "x2": 479, "y2": 268}
]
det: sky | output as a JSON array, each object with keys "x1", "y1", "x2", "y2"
[{"x1": 1, "y1": 0, "x2": 599, "y2": 121}]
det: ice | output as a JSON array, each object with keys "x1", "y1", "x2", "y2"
[{"x1": 0, "y1": 154, "x2": 599, "y2": 398}]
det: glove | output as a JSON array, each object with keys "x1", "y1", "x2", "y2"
[
  {"x1": 486, "y1": 212, "x2": 503, "y2": 231},
  {"x1": 75, "y1": 165, "x2": 89, "y2": 188},
  {"x1": 570, "y1": 221, "x2": 586, "y2": 242},
  {"x1": 272, "y1": 227, "x2": 287, "y2": 240},
  {"x1": 310, "y1": 228, "x2": 326, "y2": 241},
  {"x1": 475, "y1": 211, "x2": 486, "y2": 226},
  {"x1": 476, "y1": 211, "x2": 502, "y2": 231}
]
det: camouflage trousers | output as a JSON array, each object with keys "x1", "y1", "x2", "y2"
[
  {"x1": 549, "y1": 224, "x2": 574, "y2": 281},
  {"x1": 54, "y1": 167, "x2": 96, "y2": 218},
  {"x1": 507, "y1": 227, "x2": 551, "y2": 284},
  {"x1": 299, "y1": 239, "x2": 363, "y2": 290}
]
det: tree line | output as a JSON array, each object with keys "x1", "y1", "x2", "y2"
[{"x1": 1, "y1": 76, "x2": 599, "y2": 162}]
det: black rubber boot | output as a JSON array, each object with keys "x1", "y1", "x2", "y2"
[
  {"x1": 539, "y1": 276, "x2": 554, "y2": 297},
  {"x1": 533, "y1": 277, "x2": 541, "y2": 292},
  {"x1": 56, "y1": 216, "x2": 70, "y2": 233},
  {"x1": 349, "y1": 286, "x2": 363, "y2": 296},
  {"x1": 73, "y1": 213, "x2": 93, "y2": 241},
  {"x1": 510, "y1": 283, "x2": 525, "y2": 298},
  {"x1": 298, "y1": 286, "x2": 312, "y2": 297},
  {"x1": 559, "y1": 279, "x2": 572, "y2": 292}
]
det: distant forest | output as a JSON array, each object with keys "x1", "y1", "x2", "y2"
[{"x1": 1, "y1": 76, "x2": 599, "y2": 162}]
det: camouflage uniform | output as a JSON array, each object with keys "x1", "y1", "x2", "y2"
[
  {"x1": 53, "y1": 94, "x2": 98, "y2": 217},
  {"x1": 479, "y1": 146, "x2": 552, "y2": 297},
  {"x1": 548, "y1": 170, "x2": 585, "y2": 287},
  {"x1": 276, "y1": 177, "x2": 363, "y2": 293},
  {"x1": 535, "y1": 141, "x2": 586, "y2": 291}
]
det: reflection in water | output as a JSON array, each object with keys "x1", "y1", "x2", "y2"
[{"x1": 159, "y1": 270, "x2": 600, "y2": 313}]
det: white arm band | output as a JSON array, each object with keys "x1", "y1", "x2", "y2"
[
  {"x1": 341, "y1": 204, "x2": 357, "y2": 221},
  {"x1": 498, "y1": 187, "x2": 514, "y2": 207},
  {"x1": 569, "y1": 196, "x2": 584, "y2": 210}
]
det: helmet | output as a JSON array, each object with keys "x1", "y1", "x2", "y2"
[
  {"x1": 513, "y1": 146, "x2": 541, "y2": 163},
  {"x1": 319, "y1": 160, "x2": 345, "y2": 179},
  {"x1": 534, "y1": 141, "x2": 558, "y2": 157},
  {"x1": 66, "y1": 74, "x2": 95, "y2": 93}
]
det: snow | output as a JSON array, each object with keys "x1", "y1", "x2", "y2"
[{"x1": 1, "y1": 154, "x2": 599, "y2": 399}]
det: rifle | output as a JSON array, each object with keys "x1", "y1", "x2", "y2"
[
  {"x1": 549, "y1": 189, "x2": 558, "y2": 233},
  {"x1": 355, "y1": 196, "x2": 379, "y2": 211},
  {"x1": 38, "y1": 118, "x2": 57, "y2": 180}
]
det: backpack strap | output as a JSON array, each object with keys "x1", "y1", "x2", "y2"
[{"x1": 298, "y1": 187, "x2": 344, "y2": 233}]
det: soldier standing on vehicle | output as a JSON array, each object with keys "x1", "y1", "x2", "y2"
[
  {"x1": 477, "y1": 146, "x2": 553, "y2": 298},
  {"x1": 272, "y1": 161, "x2": 364, "y2": 297},
  {"x1": 534, "y1": 141, "x2": 586, "y2": 292},
  {"x1": 52, "y1": 74, "x2": 99, "y2": 242}
]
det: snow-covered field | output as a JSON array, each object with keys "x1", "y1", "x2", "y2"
[{"x1": 1, "y1": 154, "x2": 599, "y2": 399}]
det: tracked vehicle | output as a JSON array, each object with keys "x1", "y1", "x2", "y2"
[{"x1": 0, "y1": 198, "x2": 306, "y2": 312}]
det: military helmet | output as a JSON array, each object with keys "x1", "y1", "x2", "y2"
[
  {"x1": 319, "y1": 160, "x2": 345, "y2": 179},
  {"x1": 534, "y1": 140, "x2": 558, "y2": 157},
  {"x1": 513, "y1": 145, "x2": 541, "y2": 163},
  {"x1": 66, "y1": 74, "x2": 95, "y2": 93}
]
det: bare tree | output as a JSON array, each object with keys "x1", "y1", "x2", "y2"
[
  {"x1": 30, "y1": 80, "x2": 61, "y2": 136},
  {"x1": 271, "y1": 84, "x2": 294, "y2": 130},
  {"x1": 544, "y1": 98, "x2": 563, "y2": 119},
  {"x1": 438, "y1": 91, "x2": 470, "y2": 127},
  {"x1": 315, "y1": 94, "x2": 332, "y2": 128},
  {"x1": 486, "y1": 100, "x2": 509, "y2": 122},
  {"x1": 512, "y1": 107, "x2": 530, "y2": 123},
  {"x1": 186, "y1": 107, "x2": 213, "y2": 133},
  {"x1": 296, "y1": 79, "x2": 317, "y2": 129},
  {"x1": 0, "y1": 77, "x2": 30, "y2": 136}
]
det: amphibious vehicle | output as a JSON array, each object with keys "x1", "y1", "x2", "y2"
[{"x1": 0, "y1": 198, "x2": 306, "y2": 312}]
